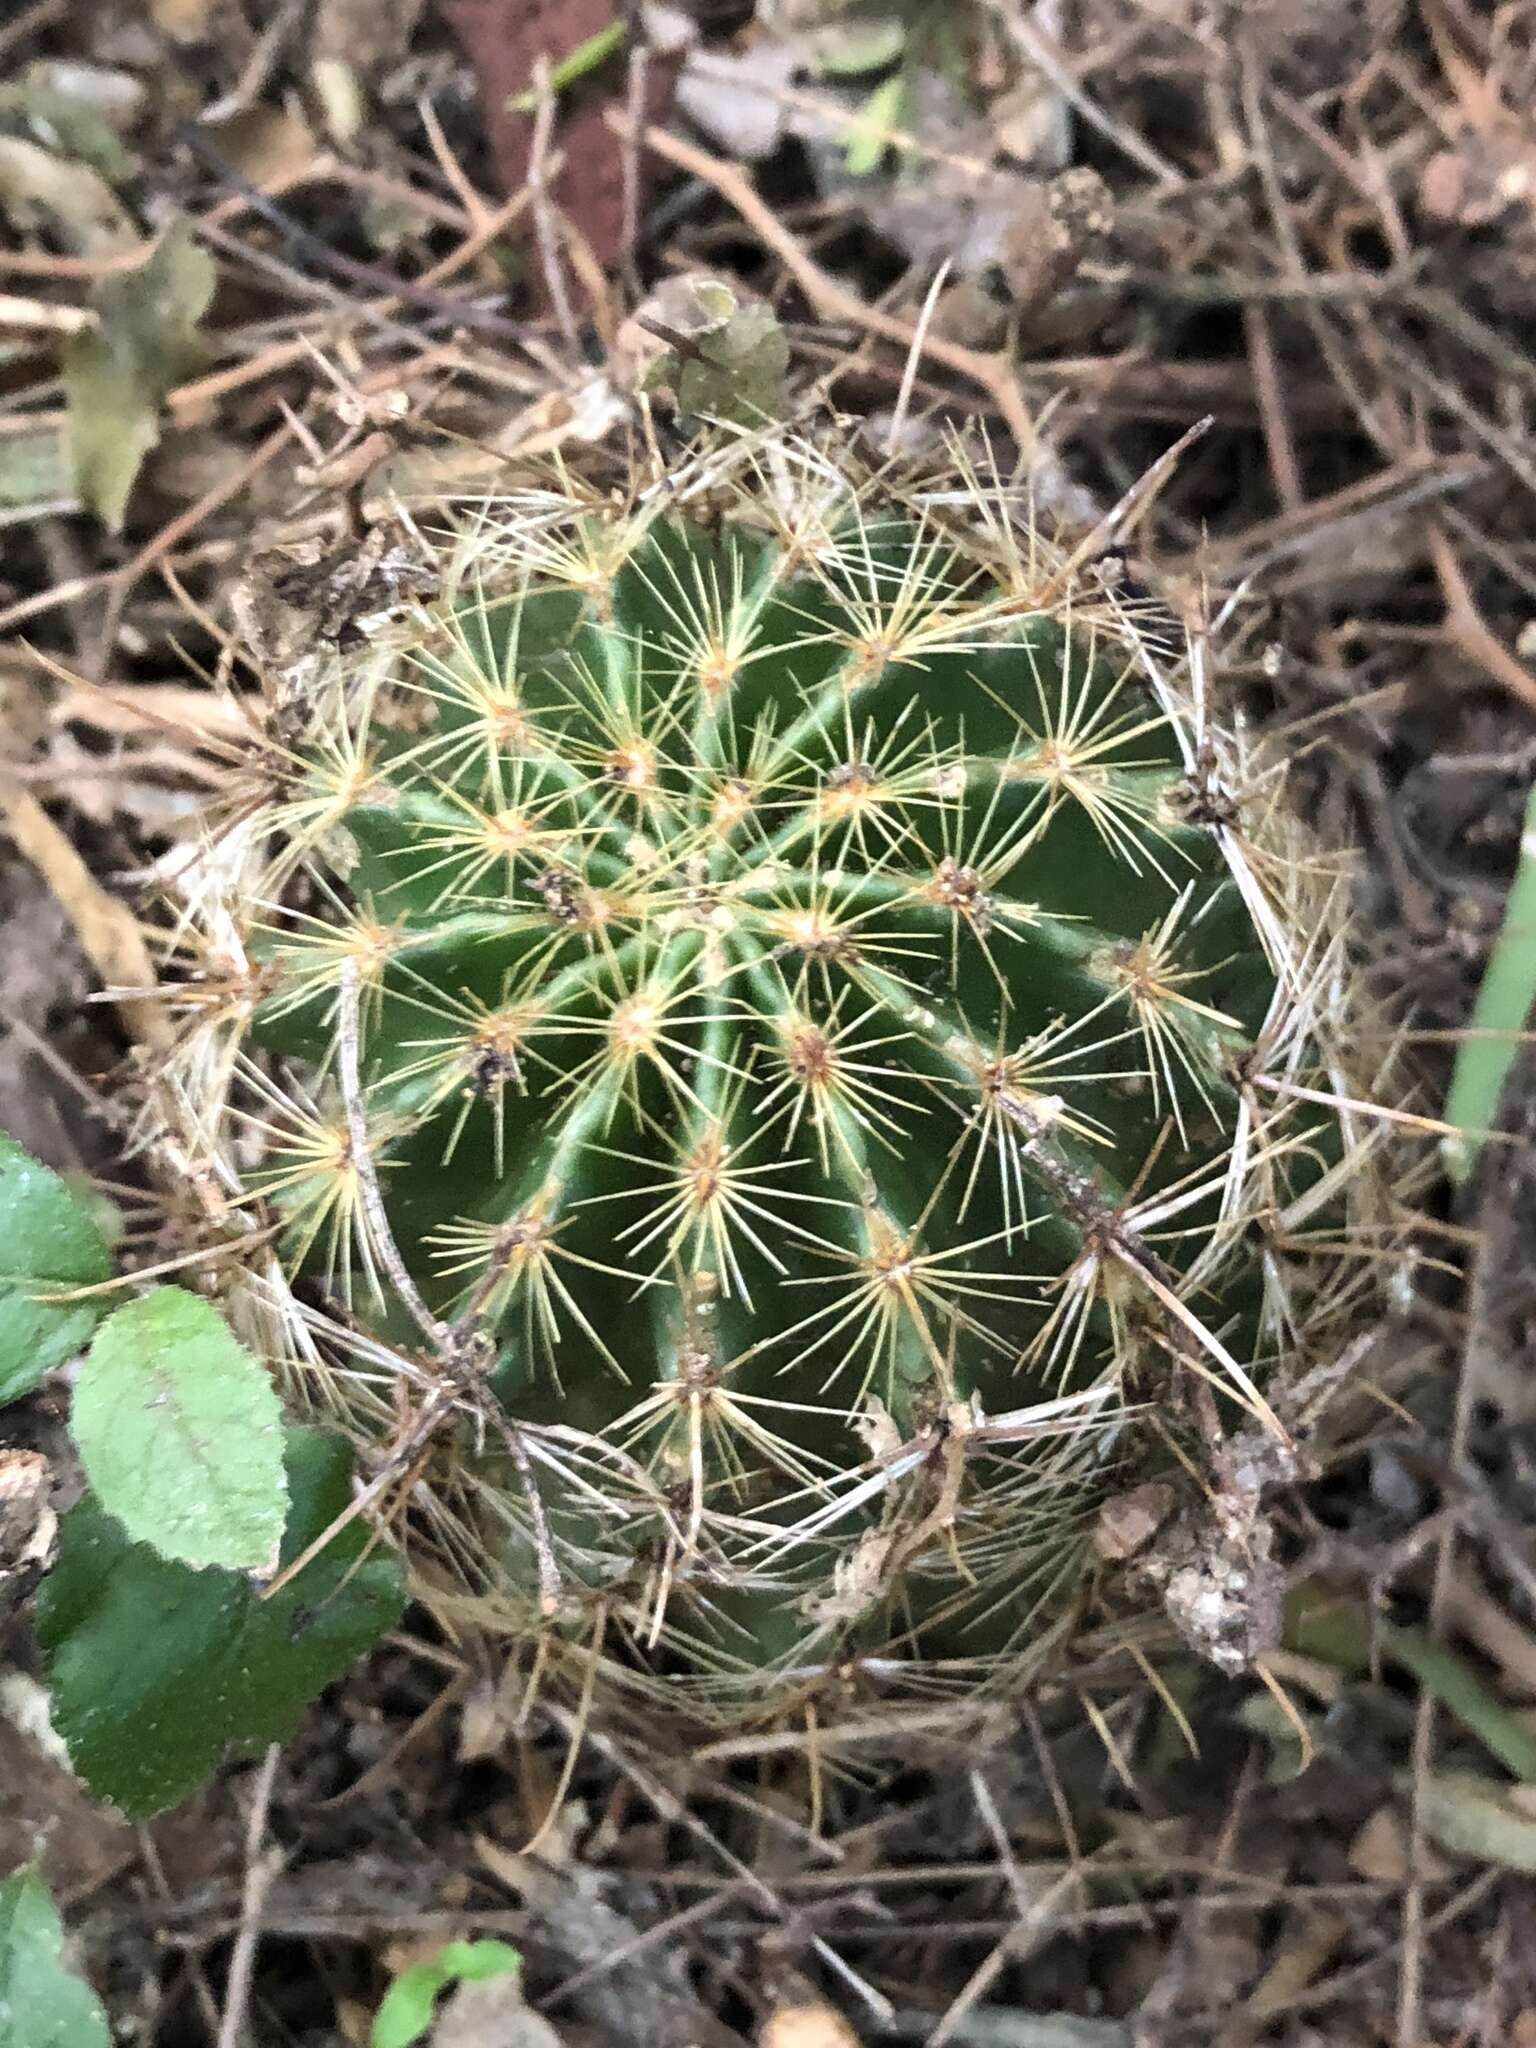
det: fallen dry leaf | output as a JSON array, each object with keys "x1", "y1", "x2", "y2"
[
  {"x1": 0, "y1": 133, "x2": 139, "y2": 254},
  {"x1": 674, "y1": 40, "x2": 798, "y2": 163},
  {"x1": 0, "y1": 1449, "x2": 54, "y2": 1588},
  {"x1": 151, "y1": 0, "x2": 218, "y2": 40},
  {"x1": 1348, "y1": 1804, "x2": 1450, "y2": 1884},
  {"x1": 315, "y1": 0, "x2": 427, "y2": 70},
  {"x1": 432, "y1": 1974, "x2": 566, "y2": 2048},
  {"x1": 1238, "y1": 1911, "x2": 1348, "y2": 2028},
  {"x1": 760, "y1": 2004, "x2": 861, "y2": 2048},
  {"x1": 1417, "y1": 1769, "x2": 1536, "y2": 1873},
  {"x1": 0, "y1": 1686, "x2": 134, "y2": 1900},
  {"x1": 1093, "y1": 1480, "x2": 1175, "y2": 1561},
  {"x1": 201, "y1": 103, "x2": 320, "y2": 188},
  {"x1": 0, "y1": 769, "x2": 170, "y2": 1051}
]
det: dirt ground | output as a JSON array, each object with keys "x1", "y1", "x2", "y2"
[{"x1": 5, "y1": 1, "x2": 1536, "y2": 2042}]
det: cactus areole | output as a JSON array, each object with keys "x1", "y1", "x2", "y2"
[{"x1": 184, "y1": 429, "x2": 1403, "y2": 1718}]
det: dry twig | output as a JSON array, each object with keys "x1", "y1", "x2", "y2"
[{"x1": 215, "y1": 1745, "x2": 283, "y2": 2048}]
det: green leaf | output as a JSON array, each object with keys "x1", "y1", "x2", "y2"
[
  {"x1": 1418, "y1": 1770, "x2": 1536, "y2": 1873},
  {"x1": 36, "y1": 1427, "x2": 405, "y2": 1819},
  {"x1": 0, "y1": 1869, "x2": 109, "y2": 2048},
  {"x1": 0, "y1": 71, "x2": 134, "y2": 182},
  {"x1": 0, "y1": 1133, "x2": 112, "y2": 1407},
  {"x1": 70, "y1": 1286, "x2": 288, "y2": 1571},
  {"x1": 64, "y1": 216, "x2": 214, "y2": 529},
  {"x1": 372, "y1": 1967, "x2": 442, "y2": 2048},
  {"x1": 372, "y1": 1939, "x2": 522, "y2": 2048}
]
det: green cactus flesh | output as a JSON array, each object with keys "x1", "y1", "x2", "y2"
[{"x1": 215, "y1": 449, "x2": 1398, "y2": 1707}]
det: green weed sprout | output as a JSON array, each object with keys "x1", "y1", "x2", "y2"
[
  {"x1": 162, "y1": 424, "x2": 1413, "y2": 1725},
  {"x1": 1442, "y1": 775, "x2": 1536, "y2": 1184}
]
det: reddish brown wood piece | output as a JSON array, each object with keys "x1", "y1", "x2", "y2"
[{"x1": 434, "y1": 0, "x2": 680, "y2": 279}]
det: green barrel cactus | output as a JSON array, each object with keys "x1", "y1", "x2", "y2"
[{"x1": 169, "y1": 424, "x2": 1406, "y2": 1721}]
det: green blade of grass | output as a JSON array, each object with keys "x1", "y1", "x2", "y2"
[
  {"x1": 1443, "y1": 776, "x2": 1536, "y2": 1184},
  {"x1": 1288, "y1": 1587, "x2": 1536, "y2": 1781},
  {"x1": 505, "y1": 18, "x2": 627, "y2": 113}
]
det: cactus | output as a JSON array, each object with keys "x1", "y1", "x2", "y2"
[{"x1": 168, "y1": 424, "x2": 1407, "y2": 1721}]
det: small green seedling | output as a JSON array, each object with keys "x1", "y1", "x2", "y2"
[{"x1": 372, "y1": 1939, "x2": 522, "y2": 2048}]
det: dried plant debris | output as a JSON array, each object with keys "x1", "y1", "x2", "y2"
[
  {"x1": 0, "y1": 1450, "x2": 56, "y2": 1622},
  {"x1": 0, "y1": 855, "x2": 99, "y2": 1174}
]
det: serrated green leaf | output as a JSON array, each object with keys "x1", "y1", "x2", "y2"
[
  {"x1": 0, "y1": 1133, "x2": 112, "y2": 1407},
  {"x1": 643, "y1": 284, "x2": 789, "y2": 429},
  {"x1": 36, "y1": 1427, "x2": 405, "y2": 1819},
  {"x1": 372, "y1": 1939, "x2": 521, "y2": 2048},
  {"x1": 64, "y1": 216, "x2": 214, "y2": 529},
  {"x1": 0, "y1": 1869, "x2": 110, "y2": 2048},
  {"x1": 70, "y1": 1286, "x2": 287, "y2": 1570}
]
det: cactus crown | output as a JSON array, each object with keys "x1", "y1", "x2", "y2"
[{"x1": 174, "y1": 428, "x2": 1405, "y2": 1716}]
